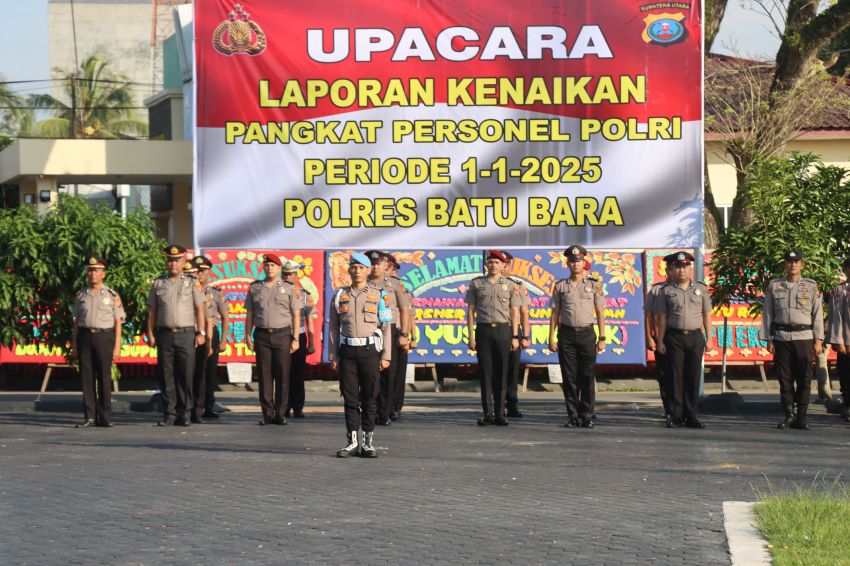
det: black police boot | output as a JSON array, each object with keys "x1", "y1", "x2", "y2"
[
  {"x1": 841, "y1": 405, "x2": 850, "y2": 423},
  {"x1": 563, "y1": 416, "x2": 578, "y2": 428},
  {"x1": 360, "y1": 431, "x2": 378, "y2": 458},
  {"x1": 202, "y1": 410, "x2": 220, "y2": 420},
  {"x1": 190, "y1": 413, "x2": 204, "y2": 424},
  {"x1": 477, "y1": 413, "x2": 494, "y2": 426},
  {"x1": 258, "y1": 414, "x2": 272, "y2": 426},
  {"x1": 75, "y1": 419, "x2": 95, "y2": 429},
  {"x1": 794, "y1": 404, "x2": 810, "y2": 430},
  {"x1": 493, "y1": 414, "x2": 510, "y2": 426},
  {"x1": 777, "y1": 405, "x2": 795, "y2": 429},
  {"x1": 582, "y1": 417, "x2": 595, "y2": 429},
  {"x1": 506, "y1": 406, "x2": 523, "y2": 418},
  {"x1": 337, "y1": 431, "x2": 360, "y2": 458}
]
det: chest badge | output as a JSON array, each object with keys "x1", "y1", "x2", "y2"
[
  {"x1": 501, "y1": 284, "x2": 508, "y2": 291},
  {"x1": 585, "y1": 287, "x2": 592, "y2": 293},
  {"x1": 695, "y1": 289, "x2": 701, "y2": 296},
  {"x1": 103, "y1": 298, "x2": 111, "y2": 305}
]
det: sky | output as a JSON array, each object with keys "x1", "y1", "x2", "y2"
[{"x1": 0, "y1": 0, "x2": 783, "y2": 89}]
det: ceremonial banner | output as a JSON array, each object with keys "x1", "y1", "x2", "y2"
[
  {"x1": 206, "y1": 249, "x2": 325, "y2": 365},
  {"x1": 195, "y1": 0, "x2": 703, "y2": 249},
  {"x1": 323, "y1": 249, "x2": 645, "y2": 364}
]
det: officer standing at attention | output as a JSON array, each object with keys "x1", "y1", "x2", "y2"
[
  {"x1": 827, "y1": 257, "x2": 850, "y2": 423},
  {"x1": 387, "y1": 254, "x2": 415, "y2": 420},
  {"x1": 503, "y1": 251, "x2": 531, "y2": 418},
  {"x1": 328, "y1": 252, "x2": 391, "y2": 458},
  {"x1": 71, "y1": 255, "x2": 125, "y2": 428},
  {"x1": 654, "y1": 251, "x2": 711, "y2": 429},
  {"x1": 147, "y1": 245, "x2": 206, "y2": 427},
  {"x1": 466, "y1": 250, "x2": 521, "y2": 426},
  {"x1": 645, "y1": 254, "x2": 676, "y2": 420},
  {"x1": 191, "y1": 255, "x2": 229, "y2": 422},
  {"x1": 245, "y1": 253, "x2": 301, "y2": 426},
  {"x1": 282, "y1": 260, "x2": 314, "y2": 419},
  {"x1": 761, "y1": 250, "x2": 824, "y2": 430},
  {"x1": 366, "y1": 250, "x2": 411, "y2": 426},
  {"x1": 549, "y1": 246, "x2": 605, "y2": 428}
]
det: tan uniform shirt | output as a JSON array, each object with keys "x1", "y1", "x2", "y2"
[
  {"x1": 827, "y1": 281, "x2": 850, "y2": 345},
  {"x1": 299, "y1": 288, "x2": 313, "y2": 335},
  {"x1": 328, "y1": 283, "x2": 391, "y2": 361},
  {"x1": 465, "y1": 276, "x2": 521, "y2": 324},
  {"x1": 509, "y1": 278, "x2": 531, "y2": 309},
  {"x1": 369, "y1": 275, "x2": 411, "y2": 325},
  {"x1": 74, "y1": 284, "x2": 125, "y2": 329},
  {"x1": 147, "y1": 275, "x2": 204, "y2": 328},
  {"x1": 203, "y1": 285, "x2": 228, "y2": 325},
  {"x1": 644, "y1": 281, "x2": 667, "y2": 313},
  {"x1": 760, "y1": 278, "x2": 824, "y2": 342},
  {"x1": 245, "y1": 279, "x2": 302, "y2": 329},
  {"x1": 552, "y1": 277, "x2": 604, "y2": 327},
  {"x1": 655, "y1": 281, "x2": 711, "y2": 330}
]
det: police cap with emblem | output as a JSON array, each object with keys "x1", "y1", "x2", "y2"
[
  {"x1": 784, "y1": 250, "x2": 804, "y2": 261},
  {"x1": 671, "y1": 251, "x2": 695, "y2": 266},
  {"x1": 565, "y1": 245, "x2": 588, "y2": 261},
  {"x1": 183, "y1": 260, "x2": 198, "y2": 273},
  {"x1": 85, "y1": 254, "x2": 107, "y2": 269},
  {"x1": 163, "y1": 244, "x2": 186, "y2": 259},
  {"x1": 386, "y1": 253, "x2": 400, "y2": 270},
  {"x1": 365, "y1": 250, "x2": 388, "y2": 265},
  {"x1": 281, "y1": 259, "x2": 301, "y2": 274},
  {"x1": 262, "y1": 253, "x2": 282, "y2": 266},
  {"x1": 193, "y1": 255, "x2": 213, "y2": 270}
]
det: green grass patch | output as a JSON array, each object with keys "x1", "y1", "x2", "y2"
[{"x1": 754, "y1": 475, "x2": 850, "y2": 565}]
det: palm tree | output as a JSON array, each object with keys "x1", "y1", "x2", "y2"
[
  {"x1": 29, "y1": 55, "x2": 148, "y2": 139},
  {"x1": 0, "y1": 77, "x2": 31, "y2": 150}
]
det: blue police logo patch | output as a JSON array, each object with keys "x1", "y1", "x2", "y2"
[{"x1": 642, "y1": 13, "x2": 687, "y2": 46}]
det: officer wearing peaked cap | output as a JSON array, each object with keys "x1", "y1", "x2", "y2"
[
  {"x1": 502, "y1": 251, "x2": 531, "y2": 418},
  {"x1": 645, "y1": 253, "x2": 677, "y2": 420},
  {"x1": 549, "y1": 245, "x2": 606, "y2": 428},
  {"x1": 761, "y1": 250, "x2": 824, "y2": 430},
  {"x1": 190, "y1": 255, "x2": 229, "y2": 422},
  {"x1": 466, "y1": 250, "x2": 521, "y2": 426},
  {"x1": 654, "y1": 251, "x2": 711, "y2": 428},
  {"x1": 281, "y1": 259, "x2": 313, "y2": 419},
  {"x1": 329, "y1": 252, "x2": 392, "y2": 458},
  {"x1": 72, "y1": 255, "x2": 125, "y2": 428},
  {"x1": 827, "y1": 256, "x2": 850, "y2": 423},
  {"x1": 245, "y1": 253, "x2": 302, "y2": 426},
  {"x1": 387, "y1": 253, "x2": 415, "y2": 420},
  {"x1": 147, "y1": 245, "x2": 206, "y2": 426}
]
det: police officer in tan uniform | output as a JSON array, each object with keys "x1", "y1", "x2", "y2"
[
  {"x1": 549, "y1": 245, "x2": 605, "y2": 428},
  {"x1": 655, "y1": 251, "x2": 711, "y2": 429},
  {"x1": 146, "y1": 245, "x2": 206, "y2": 427},
  {"x1": 71, "y1": 255, "x2": 125, "y2": 428},
  {"x1": 191, "y1": 255, "x2": 229, "y2": 422},
  {"x1": 245, "y1": 253, "x2": 302, "y2": 426},
  {"x1": 388, "y1": 253, "x2": 415, "y2": 420},
  {"x1": 328, "y1": 252, "x2": 391, "y2": 458},
  {"x1": 827, "y1": 257, "x2": 850, "y2": 423},
  {"x1": 761, "y1": 250, "x2": 824, "y2": 430},
  {"x1": 503, "y1": 251, "x2": 531, "y2": 418},
  {"x1": 366, "y1": 250, "x2": 411, "y2": 426},
  {"x1": 466, "y1": 250, "x2": 521, "y2": 426},
  {"x1": 645, "y1": 253, "x2": 676, "y2": 420},
  {"x1": 283, "y1": 260, "x2": 313, "y2": 419}
]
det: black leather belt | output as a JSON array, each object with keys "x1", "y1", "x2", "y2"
[
  {"x1": 480, "y1": 322, "x2": 509, "y2": 327},
  {"x1": 560, "y1": 324, "x2": 594, "y2": 331},
  {"x1": 772, "y1": 323, "x2": 812, "y2": 332},
  {"x1": 256, "y1": 326, "x2": 291, "y2": 334},
  {"x1": 668, "y1": 328, "x2": 702, "y2": 335},
  {"x1": 79, "y1": 327, "x2": 113, "y2": 333},
  {"x1": 155, "y1": 326, "x2": 194, "y2": 333}
]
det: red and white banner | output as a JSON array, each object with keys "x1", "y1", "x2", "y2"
[{"x1": 195, "y1": 0, "x2": 703, "y2": 249}]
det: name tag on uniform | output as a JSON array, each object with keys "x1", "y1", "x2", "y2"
[
  {"x1": 103, "y1": 298, "x2": 111, "y2": 305},
  {"x1": 365, "y1": 304, "x2": 377, "y2": 313},
  {"x1": 367, "y1": 294, "x2": 378, "y2": 301}
]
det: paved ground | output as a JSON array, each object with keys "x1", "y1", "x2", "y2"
[{"x1": 1, "y1": 394, "x2": 849, "y2": 565}]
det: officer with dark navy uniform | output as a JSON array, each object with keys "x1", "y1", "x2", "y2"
[
  {"x1": 761, "y1": 250, "x2": 824, "y2": 430},
  {"x1": 72, "y1": 255, "x2": 125, "y2": 428},
  {"x1": 328, "y1": 252, "x2": 391, "y2": 458},
  {"x1": 503, "y1": 251, "x2": 531, "y2": 418},
  {"x1": 245, "y1": 253, "x2": 302, "y2": 425},
  {"x1": 466, "y1": 250, "x2": 521, "y2": 426},
  {"x1": 366, "y1": 250, "x2": 411, "y2": 426},
  {"x1": 191, "y1": 255, "x2": 229, "y2": 422},
  {"x1": 827, "y1": 256, "x2": 850, "y2": 423},
  {"x1": 645, "y1": 253, "x2": 676, "y2": 420},
  {"x1": 549, "y1": 245, "x2": 606, "y2": 428},
  {"x1": 146, "y1": 245, "x2": 206, "y2": 426},
  {"x1": 654, "y1": 251, "x2": 712, "y2": 429},
  {"x1": 282, "y1": 259, "x2": 313, "y2": 419}
]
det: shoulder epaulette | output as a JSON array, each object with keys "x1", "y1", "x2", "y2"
[
  {"x1": 695, "y1": 281, "x2": 708, "y2": 288},
  {"x1": 651, "y1": 281, "x2": 667, "y2": 287},
  {"x1": 801, "y1": 277, "x2": 817, "y2": 285},
  {"x1": 250, "y1": 279, "x2": 264, "y2": 286},
  {"x1": 587, "y1": 276, "x2": 599, "y2": 283},
  {"x1": 302, "y1": 288, "x2": 312, "y2": 295},
  {"x1": 471, "y1": 275, "x2": 486, "y2": 281},
  {"x1": 509, "y1": 277, "x2": 524, "y2": 286}
]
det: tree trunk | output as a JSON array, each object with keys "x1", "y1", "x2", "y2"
[{"x1": 704, "y1": 0, "x2": 728, "y2": 52}]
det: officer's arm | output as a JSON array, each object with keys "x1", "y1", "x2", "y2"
[
  {"x1": 71, "y1": 315, "x2": 79, "y2": 359},
  {"x1": 595, "y1": 286, "x2": 606, "y2": 345},
  {"x1": 244, "y1": 291, "x2": 255, "y2": 349},
  {"x1": 146, "y1": 309, "x2": 156, "y2": 346},
  {"x1": 380, "y1": 320, "x2": 391, "y2": 362},
  {"x1": 813, "y1": 288, "x2": 825, "y2": 345},
  {"x1": 521, "y1": 303, "x2": 530, "y2": 341},
  {"x1": 328, "y1": 297, "x2": 339, "y2": 363},
  {"x1": 549, "y1": 291, "x2": 559, "y2": 348},
  {"x1": 194, "y1": 303, "x2": 206, "y2": 345},
  {"x1": 655, "y1": 295, "x2": 668, "y2": 345},
  {"x1": 760, "y1": 287, "x2": 773, "y2": 347},
  {"x1": 511, "y1": 306, "x2": 520, "y2": 338},
  {"x1": 219, "y1": 294, "x2": 230, "y2": 346}
]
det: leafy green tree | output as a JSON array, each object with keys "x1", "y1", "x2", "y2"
[
  {"x1": 28, "y1": 55, "x2": 148, "y2": 139},
  {"x1": 0, "y1": 195, "x2": 166, "y2": 353},
  {"x1": 710, "y1": 153, "x2": 850, "y2": 311}
]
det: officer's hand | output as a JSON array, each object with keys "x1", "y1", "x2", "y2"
[
  {"x1": 219, "y1": 341, "x2": 227, "y2": 353},
  {"x1": 767, "y1": 340, "x2": 774, "y2": 355},
  {"x1": 647, "y1": 337, "x2": 656, "y2": 351},
  {"x1": 246, "y1": 336, "x2": 254, "y2": 351},
  {"x1": 468, "y1": 338, "x2": 476, "y2": 352},
  {"x1": 511, "y1": 338, "x2": 519, "y2": 351},
  {"x1": 330, "y1": 360, "x2": 338, "y2": 372},
  {"x1": 290, "y1": 338, "x2": 300, "y2": 354},
  {"x1": 520, "y1": 337, "x2": 530, "y2": 349},
  {"x1": 195, "y1": 334, "x2": 206, "y2": 347},
  {"x1": 68, "y1": 346, "x2": 76, "y2": 360},
  {"x1": 380, "y1": 359, "x2": 390, "y2": 370},
  {"x1": 549, "y1": 340, "x2": 557, "y2": 353},
  {"x1": 306, "y1": 340, "x2": 316, "y2": 355},
  {"x1": 398, "y1": 335, "x2": 410, "y2": 347},
  {"x1": 147, "y1": 334, "x2": 156, "y2": 349},
  {"x1": 409, "y1": 340, "x2": 417, "y2": 350},
  {"x1": 112, "y1": 346, "x2": 121, "y2": 360},
  {"x1": 656, "y1": 341, "x2": 666, "y2": 355},
  {"x1": 838, "y1": 344, "x2": 847, "y2": 355},
  {"x1": 596, "y1": 339, "x2": 606, "y2": 353},
  {"x1": 205, "y1": 343, "x2": 213, "y2": 358},
  {"x1": 814, "y1": 340, "x2": 823, "y2": 357}
]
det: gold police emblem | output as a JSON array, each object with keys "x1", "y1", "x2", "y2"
[
  {"x1": 213, "y1": 3, "x2": 267, "y2": 56},
  {"x1": 170, "y1": 246, "x2": 178, "y2": 255},
  {"x1": 88, "y1": 257, "x2": 97, "y2": 265}
]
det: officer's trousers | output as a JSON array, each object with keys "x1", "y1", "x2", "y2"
[
  {"x1": 339, "y1": 343, "x2": 381, "y2": 432},
  {"x1": 557, "y1": 325, "x2": 597, "y2": 420},
  {"x1": 192, "y1": 326, "x2": 220, "y2": 416},
  {"x1": 476, "y1": 324, "x2": 511, "y2": 416},
  {"x1": 254, "y1": 327, "x2": 292, "y2": 418},
  {"x1": 377, "y1": 325, "x2": 400, "y2": 419},
  {"x1": 506, "y1": 334, "x2": 523, "y2": 410},
  {"x1": 287, "y1": 332, "x2": 308, "y2": 414},
  {"x1": 156, "y1": 328, "x2": 195, "y2": 419},
  {"x1": 78, "y1": 329, "x2": 115, "y2": 422},
  {"x1": 838, "y1": 351, "x2": 850, "y2": 407},
  {"x1": 392, "y1": 341, "x2": 409, "y2": 416},
  {"x1": 663, "y1": 329, "x2": 704, "y2": 421},
  {"x1": 654, "y1": 350, "x2": 670, "y2": 416},
  {"x1": 773, "y1": 339, "x2": 813, "y2": 406}
]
